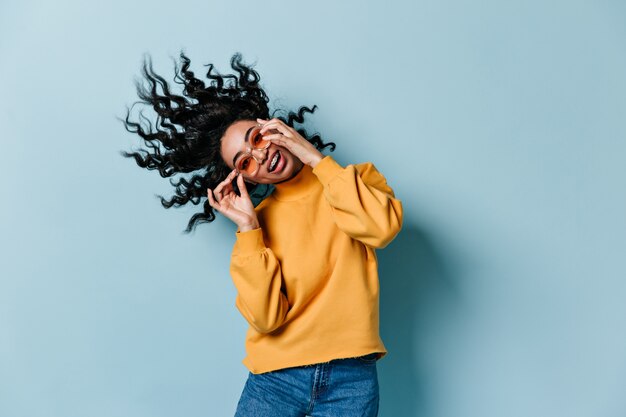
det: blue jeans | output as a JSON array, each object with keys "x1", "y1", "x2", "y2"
[{"x1": 234, "y1": 353, "x2": 380, "y2": 417}]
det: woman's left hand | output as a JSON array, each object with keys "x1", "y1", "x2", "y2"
[{"x1": 257, "y1": 118, "x2": 324, "y2": 168}]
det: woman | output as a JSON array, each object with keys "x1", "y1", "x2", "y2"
[{"x1": 122, "y1": 52, "x2": 403, "y2": 417}]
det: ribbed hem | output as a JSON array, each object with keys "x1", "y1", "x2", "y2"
[
  {"x1": 243, "y1": 347, "x2": 388, "y2": 374},
  {"x1": 233, "y1": 228, "x2": 266, "y2": 255}
]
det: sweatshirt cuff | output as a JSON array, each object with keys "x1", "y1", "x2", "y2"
[
  {"x1": 234, "y1": 228, "x2": 266, "y2": 255},
  {"x1": 312, "y1": 155, "x2": 344, "y2": 185}
]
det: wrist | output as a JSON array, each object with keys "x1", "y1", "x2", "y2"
[
  {"x1": 238, "y1": 221, "x2": 260, "y2": 233},
  {"x1": 307, "y1": 151, "x2": 324, "y2": 168}
]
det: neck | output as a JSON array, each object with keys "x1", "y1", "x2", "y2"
[
  {"x1": 273, "y1": 160, "x2": 305, "y2": 185},
  {"x1": 272, "y1": 163, "x2": 319, "y2": 201}
]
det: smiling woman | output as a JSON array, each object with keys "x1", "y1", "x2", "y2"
[
  {"x1": 220, "y1": 119, "x2": 308, "y2": 184},
  {"x1": 121, "y1": 51, "x2": 403, "y2": 417},
  {"x1": 120, "y1": 51, "x2": 334, "y2": 233}
]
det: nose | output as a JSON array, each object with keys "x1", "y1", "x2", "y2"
[{"x1": 252, "y1": 146, "x2": 268, "y2": 163}]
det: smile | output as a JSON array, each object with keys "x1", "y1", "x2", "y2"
[{"x1": 269, "y1": 151, "x2": 280, "y2": 172}]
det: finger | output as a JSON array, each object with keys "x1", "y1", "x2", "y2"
[
  {"x1": 259, "y1": 121, "x2": 289, "y2": 135},
  {"x1": 259, "y1": 120, "x2": 292, "y2": 136},
  {"x1": 214, "y1": 172, "x2": 236, "y2": 198},
  {"x1": 223, "y1": 187, "x2": 237, "y2": 201},
  {"x1": 261, "y1": 133, "x2": 288, "y2": 146},
  {"x1": 206, "y1": 188, "x2": 222, "y2": 211},
  {"x1": 222, "y1": 169, "x2": 238, "y2": 185},
  {"x1": 216, "y1": 187, "x2": 232, "y2": 203},
  {"x1": 212, "y1": 186, "x2": 223, "y2": 202},
  {"x1": 213, "y1": 184, "x2": 228, "y2": 202},
  {"x1": 237, "y1": 173, "x2": 251, "y2": 200},
  {"x1": 215, "y1": 173, "x2": 235, "y2": 193},
  {"x1": 256, "y1": 117, "x2": 280, "y2": 125},
  {"x1": 219, "y1": 169, "x2": 238, "y2": 185}
]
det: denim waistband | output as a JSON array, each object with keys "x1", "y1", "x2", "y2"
[{"x1": 301, "y1": 353, "x2": 378, "y2": 367}]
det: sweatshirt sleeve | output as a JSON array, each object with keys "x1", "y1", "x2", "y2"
[
  {"x1": 229, "y1": 228, "x2": 290, "y2": 334},
  {"x1": 312, "y1": 155, "x2": 404, "y2": 249}
]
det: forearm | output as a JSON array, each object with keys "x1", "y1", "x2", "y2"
[
  {"x1": 312, "y1": 156, "x2": 404, "y2": 248},
  {"x1": 230, "y1": 228, "x2": 290, "y2": 333}
]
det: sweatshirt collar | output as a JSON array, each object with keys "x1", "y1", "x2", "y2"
[{"x1": 271, "y1": 164, "x2": 320, "y2": 201}]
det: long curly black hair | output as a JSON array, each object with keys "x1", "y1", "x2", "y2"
[{"x1": 120, "y1": 51, "x2": 336, "y2": 234}]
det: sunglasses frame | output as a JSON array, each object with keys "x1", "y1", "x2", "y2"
[{"x1": 234, "y1": 126, "x2": 272, "y2": 177}]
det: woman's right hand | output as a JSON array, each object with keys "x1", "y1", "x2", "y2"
[{"x1": 207, "y1": 170, "x2": 260, "y2": 232}]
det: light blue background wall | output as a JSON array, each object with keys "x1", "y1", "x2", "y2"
[{"x1": 1, "y1": 0, "x2": 625, "y2": 416}]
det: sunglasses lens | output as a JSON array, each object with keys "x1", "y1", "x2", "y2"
[
  {"x1": 238, "y1": 156, "x2": 258, "y2": 175},
  {"x1": 251, "y1": 130, "x2": 270, "y2": 148}
]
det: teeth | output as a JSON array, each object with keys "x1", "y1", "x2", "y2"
[{"x1": 269, "y1": 153, "x2": 279, "y2": 171}]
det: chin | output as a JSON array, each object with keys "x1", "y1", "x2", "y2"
[{"x1": 269, "y1": 157, "x2": 301, "y2": 185}]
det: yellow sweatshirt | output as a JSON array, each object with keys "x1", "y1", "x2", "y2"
[{"x1": 230, "y1": 155, "x2": 403, "y2": 374}]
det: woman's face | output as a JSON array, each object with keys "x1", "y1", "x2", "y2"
[{"x1": 220, "y1": 119, "x2": 304, "y2": 184}]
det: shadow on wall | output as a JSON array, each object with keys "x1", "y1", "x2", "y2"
[{"x1": 377, "y1": 223, "x2": 462, "y2": 417}]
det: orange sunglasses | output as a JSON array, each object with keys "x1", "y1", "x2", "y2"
[{"x1": 233, "y1": 125, "x2": 272, "y2": 176}]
